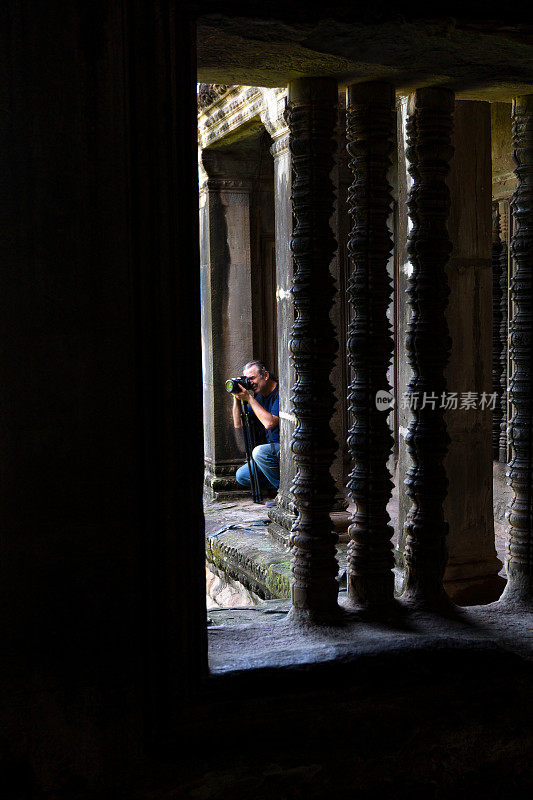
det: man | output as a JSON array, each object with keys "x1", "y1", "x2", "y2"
[{"x1": 231, "y1": 360, "x2": 280, "y2": 497}]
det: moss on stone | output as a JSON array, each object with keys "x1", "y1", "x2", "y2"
[
  {"x1": 265, "y1": 561, "x2": 292, "y2": 598},
  {"x1": 205, "y1": 530, "x2": 352, "y2": 601}
]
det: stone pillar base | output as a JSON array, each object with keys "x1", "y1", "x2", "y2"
[
  {"x1": 393, "y1": 555, "x2": 506, "y2": 605},
  {"x1": 204, "y1": 461, "x2": 250, "y2": 501},
  {"x1": 268, "y1": 499, "x2": 296, "y2": 530},
  {"x1": 444, "y1": 574, "x2": 506, "y2": 606},
  {"x1": 443, "y1": 553, "x2": 505, "y2": 605},
  {"x1": 267, "y1": 496, "x2": 296, "y2": 545},
  {"x1": 267, "y1": 520, "x2": 292, "y2": 547},
  {"x1": 333, "y1": 491, "x2": 349, "y2": 512}
]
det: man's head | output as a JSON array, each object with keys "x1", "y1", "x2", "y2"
[{"x1": 242, "y1": 360, "x2": 277, "y2": 397}]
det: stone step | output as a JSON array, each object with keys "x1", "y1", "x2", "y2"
[{"x1": 206, "y1": 526, "x2": 348, "y2": 600}]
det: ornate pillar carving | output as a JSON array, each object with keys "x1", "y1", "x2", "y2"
[
  {"x1": 286, "y1": 78, "x2": 340, "y2": 616},
  {"x1": 345, "y1": 82, "x2": 395, "y2": 607},
  {"x1": 398, "y1": 98, "x2": 500, "y2": 604},
  {"x1": 501, "y1": 95, "x2": 533, "y2": 605},
  {"x1": 402, "y1": 88, "x2": 454, "y2": 608},
  {"x1": 499, "y1": 200, "x2": 510, "y2": 463},
  {"x1": 269, "y1": 116, "x2": 352, "y2": 541},
  {"x1": 329, "y1": 106, "x2": 352, "y2": 517},
  {"x1": 492, "y1": 203, "x2": 504, "y2": 460}
]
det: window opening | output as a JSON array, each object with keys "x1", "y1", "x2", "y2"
[{"x1": 198, "y1": 82, "x2": 511, "y2": 671}]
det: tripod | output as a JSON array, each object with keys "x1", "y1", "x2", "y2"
[{"x1": 238, "y1": 400, "x2": 263, "y2": 503}]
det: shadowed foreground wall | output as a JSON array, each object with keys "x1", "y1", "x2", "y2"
[{"x1": 1, "y1": 1, "x2": 206, "y2": 794}]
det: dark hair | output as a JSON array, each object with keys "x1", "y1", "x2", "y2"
[{"x1": 243, "y1": 360, "x2": 277, "y2": 383}]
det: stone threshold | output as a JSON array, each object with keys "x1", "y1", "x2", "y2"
[{"x1": 208, "y1": 594, "x2": 532, "y2": 674}]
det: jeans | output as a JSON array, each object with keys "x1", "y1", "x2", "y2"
[{"x1": 235, "y1": 443, "x2": 280, "y2": 490}]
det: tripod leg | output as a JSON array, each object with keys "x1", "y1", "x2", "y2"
[
  {"x1": 245, "y1": 418, "x2": 262, "y2": 503},
  {"x1": 240, "y1": 402, "x2": 262, "y2": 503},
  {"x1": 239, "y1": 403, "x2": 255, "y2": 498},
  {"x1": 251, "y1": 443, "x2": 263, "y2": 502}
]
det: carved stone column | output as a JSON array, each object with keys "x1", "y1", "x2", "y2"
[
  {"x1": 499, "y1": 200, "x2": 510, "y2": 463},
  {"x1": 345, "y1": 82, "x2": 395, "y2": 608},
  {"x1": 286, "y1": 78, "x2": 340, "y2": 616},
  {"x1": 492, "y1": 203, "x2": 504, "y2": 460},
  {"x1": 501, "y1": 95, "x2": 533, "y2": 606},
  {"x1": 269, "y1": 113, "x2": 352, "y2": 541},
  {"x1": 398, "y1": 99, "x2": 501, "y2": 604},
  {"x1": 402, "y1": 88, "x2": 454, "y2": 608},
  {"x1": 329, "y1": 106, "x2": 352, "y2": 517}
]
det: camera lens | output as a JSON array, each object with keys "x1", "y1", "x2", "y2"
[{"x1": 225, "y1": 379, "x2": 236, "y2": 393}]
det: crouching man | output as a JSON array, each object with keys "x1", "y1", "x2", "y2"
[{"x1": 231, "y1": 360, "x2": 280, "y2": 494}]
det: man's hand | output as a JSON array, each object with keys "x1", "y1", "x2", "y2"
[
  {"x1": 232, "y1": 383, "x2": 253, "y2": 403},
  {"x1": 231, "y1": 383, "x2": 253, "y2": 430}
]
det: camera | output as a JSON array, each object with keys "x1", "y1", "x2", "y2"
[{"x1": 225, "y1": 376, "x2": 253, "y2": 394}]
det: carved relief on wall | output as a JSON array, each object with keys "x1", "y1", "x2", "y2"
[{"x1": 197, "y1": 83, "x2": 230, "y2": 109}]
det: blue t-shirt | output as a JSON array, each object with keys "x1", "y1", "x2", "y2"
[{"x1": 250, "y1": 384, "x2": 280, "y2": 444}]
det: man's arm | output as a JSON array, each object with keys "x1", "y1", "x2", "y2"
[
  {"x1": 231, "y1": 384, "x2": 279, "y2": 431},
  {"x1": 247, "y1": 394, "x2": 279, "y2": 431},
  {"x1": 232, "y1": 394, "x2": 242, "y2": 429}
]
